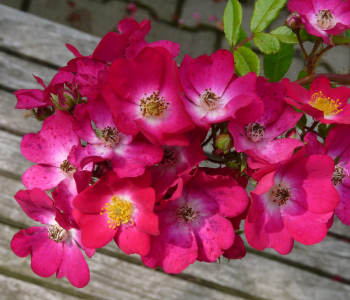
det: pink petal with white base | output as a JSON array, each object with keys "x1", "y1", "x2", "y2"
[
  {"x1": 22, "y1": 165, "x2": 67, "y2": 191},
  {"x1": 14, "y1": 189, "x2": 56, "y2": 225},
  {"x1": 141, "y1": 222, "x2": 198, "y2": 273},
  {"x1": 56, "y1": 239, "x2": 90, "y2": 288}
]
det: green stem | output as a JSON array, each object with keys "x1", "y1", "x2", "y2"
[{"x1": 294, "y1": 29, "x2": 308, "y2": 59}]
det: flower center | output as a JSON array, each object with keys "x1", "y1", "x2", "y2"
[
  {"x1": 101, "y1": 195, "x2": 134, "y2": 229},
  {"x1": 317, "y1": 9, "x2": 335, "y2": 29},
  {"x1": 140, "y1": 91, "x2": 169, "y2": 117},
  {"x1": 101, "y1": 126, "x2": 119, "y2": 147},
  {"x1": 160, "y1": 147, "x2": 176, "y2": 165},
  {"x1": 48, "y1": 224, "x2": 68, "y2": 243},
  {"x1": 310, "y1": 91, "x2": 342, "y2": 115},
  {"x1": 60, "y1": 160, "x2": 77, "y2": 175},
  {"x1": 177, "y1": 206, "x2": 196, "y2": 222},
  {"x1": 245, "y1": 122, "x2": 265, "y2": 143},
  {"x1": 332, "y1": 165, "x2": 348, "y2": 185},
  {"x1": 271, "y1": 184, "x2": 292, "y2": 206},
  {"x1": 200, "y1": 88, "x2": 219, "y2": 111}
]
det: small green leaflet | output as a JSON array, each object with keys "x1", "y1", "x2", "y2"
[
  {"x1": 250, "y1": 0, "x2": 287, "y2": 33},
  {"x1": 264, "y1": 43, "x2": 294, "y2": 82},
  {"x1": 233, "y1": 46, "x2": 261, "y2": 76},
  {"x1": 253, "y1": 32, "x2": 280, "y2": 54},
  {"x1": 223, "y1": 0, "x2": 243, "y2": 46},
  {"x1": 271, "y1": 26, "x2": 312, "y2": 44}
]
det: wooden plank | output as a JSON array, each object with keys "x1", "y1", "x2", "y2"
[
  {"x1": 2, "y1": 173, "x2": 350, "y2": 300},
  {"x1": 0, "y1": 4, "x2": 100, "y2": 67},
  {"x1": 0, "y1": 222, "x2": 245, "y2": 300},
  {"x1": 0, "y1": 90, "x2": 41, "y2": 136},
  {"x1": 0, "y1": 50, "x2": 57, "y2": 91},
  {"x1": 0, "y1": 273, "x2": 81, "y2": 300}
]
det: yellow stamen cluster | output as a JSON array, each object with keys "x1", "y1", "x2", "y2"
[
  {"x1": 140, "y1": 91, "x2": 169, "y2": 117},
  {"x1": 310, "y1": 91, "x2": 343, "y2": 115},
  {"x1": 101, "y1": 195, "x2": 134, "y2": 229}
]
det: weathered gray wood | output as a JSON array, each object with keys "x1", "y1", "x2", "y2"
[
  {"x1": 0, "y1": 221, "x2": 245, "y2": 300},
  {"x1": 0, "y1": 90, "x2": 41, "y2": 136},
  {"x1": 0, "y1": 273, "x2": 80, "y2": 300},
  {"x1": 0, "y1": 4, "x2": 99, "y2": 66},
  {"x1": 0, "y1": 50, "x2": 57, "y2": 91},
  {"x1": 2, "y1": 173, "x2": 350, "y2": 300}
]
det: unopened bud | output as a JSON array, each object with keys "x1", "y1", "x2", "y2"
[
  {"x1": 212, "y1": 148, "x2": 224, "y2": 157},
  {"x1": 215, "y1": 133, "x2": 233, "y2": 151},
  {"x1": 50, "y1": 83, "x2": 79, "y2": 111},
  {"x1": 285, "y1": 13, "x2": 302, "y2": 30},
  {"x1": 31, "y1": 107, "x2": 54, "y2": 121}
]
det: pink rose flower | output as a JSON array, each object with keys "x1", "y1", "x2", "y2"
[
  {"x1": 283, "y1": 76, "x2": 350, "y2": 124},
  {"x1": 179, "y1": 49, "x2": 263, "y2": 130},
  {"x1": 288, "y1": 0, "x2": 350, "y2": 44},
  {"x1": 21, "y1": 110, "x2": 92, "y2": 191},
  {"x1": 305, "y1": 125, "x2": 350, "y2": 225},
  {"x1": 245, "y1": 150, "x2": 340, "y2": 254},
  {"x1": 104, "y1": 47, "x2": 195, "y2": 146},
  {"x1": 11, "y1": 188, "x2": 94, "y2": 288},
  {"x1": 141, "y1": 171, "x2": 249, "y2": 273},
  {"x1": 73, "y1": 171, "x2": 160, "y2": 256},
  {"x1": 229, "y1": 77, "x2": 304, "y2": 168},
  {"x1": 73, "y1": 97, "x2": 164, "y2": 178}
]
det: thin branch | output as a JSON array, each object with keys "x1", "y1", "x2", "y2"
[
  {"x1": 233, "y1": 35, "x2": 254, "y2": 51},
  {"x1": 295, "y1": 73, "x2": 350, "y2": 86},
  {"x1": 294, "y1": 29, "x2": 308, "y2": 59}
]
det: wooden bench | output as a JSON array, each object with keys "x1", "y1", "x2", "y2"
[{"x1": 1, "y1": 4, "x2": 350, "y2": 300}]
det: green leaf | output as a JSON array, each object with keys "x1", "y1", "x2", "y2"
[
  {"x1": 233, "y1": 46, "x2": 261, "y2": 76},
  {"x1": 224, "y1": 0, "x2": 243, "y2": 46},
  {"x1": 253, "y1": 32, "x2": 280, "y2": 54},
  {"x1": 250, "y1": 0, "x2": 287, "y2": 33},
  {"x1": 297, "y1": 70, "x2": 307, "y2": 80},
  {"x1": 318, "y1": 123, "x2": 327, "y2": 138},
  {"x1": 236, "y1": 27, "x2": 252, "y2": 49},
  {"x1": 333, "y1": 35, "x2": 350, "y2": 45},
  {"x1": 346, "y1": 30, "x2": 350, "y2": 38},
  {"x1": 271, "y1": 26, "x2": 299, "y2": 44},
  {"x1": 264, "y1": 43, "x2": 293, "y2": 81}
]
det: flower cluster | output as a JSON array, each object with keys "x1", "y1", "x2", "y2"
[{"x1": 11, "y1": 0, "x2": 350, "y2": 288}]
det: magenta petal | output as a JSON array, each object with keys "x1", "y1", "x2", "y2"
[
  {"x1": 49, "y1": 71, "x2": 74, "y2": 86},
  {"x1": 87, "y1": 96, "x2": 115, "y2": 129},
  {"x1": 92, "y1": 32, "x2": 129, "y2": 62},
  {"x1": 52, "y1": 178, "x2": 77, "y2": 224},
  {"x1": 21, "y1": 116, "x2": 68, "y2": 166},
  {"x1": 335, "y1": 184, "x2": 350, "y2": 225},
  {"x1": 111, "y1": 141, "x2": 163, "y2": 178},
  {"x1": 325, "y1": 125, "x2": 350, "y2": 158},
  {"x1": 54, "y1": 111, "x2": 80, "y2": 152},
  {"x1": 56, "y1": 239, "x2": 90, "y2": 288},
  {"x1": 115, "y1": 225, "x2": 151, "y2": 256},
  {"x1": 223, "y1": 234, "x2": 246, "y2": 260},
  {"x1": 141, "y1": 222, "x2": 198, "y2": 273},
  {"x1": 134, "y1": 209, "x2": 160, "y2": 236},
  {"x1": 245, "y1": 202, "x2": 294, "y2": 255},
  {"x1": 150, "y1": 40, "x2": 180, "y2": 58},
  {"x1": 14, "y1": 189, "x2": 56, "y2": 225},
  {"x1": 65, "y1": 43, "x2": 83, "y2": 57},
  {"x1": 73, "y1": 176, "x2": 113, "y2": 214},
  {"x1": 282, "y1": 78, "x2": 310, "y2": 105},
  {"x1": 73, "y1": 104, "x2": 101, "y2": 144},
  {"x1": 15, "y1": 89, "x2": 45, "y2": 110},
  {"x1": 188, "y1": 49, "x2": 234, "y2": 97},
  {"x1": 69, "y1": 229, "x2": 95, "y2": 258},
  {"x1": 73, "y1": 210, "x2": 116, "y2": 249},
  {"x1": 22, "y1": 165, "x2": 66, "y2": 191},
  {"x1": 179, "y1": 55, "x2": 202, "y2": 102},
  {"x1": 281, "y1": 200, "x2": 332, "y2": 245},
  {"x1": 125, "y1": 31, "x2": 148, "y2": 59},
  {"x1": 304, "y1": 132, "x2": 325, "y2": 156},
  {"x1": 279, "y1": 156, "x2": 340, "y2": 214},
  {"x1": 192, "y1": 214, "x2": 234, "y2": 262},
  {"x1": 109, "y1": 47, "x2": 163, "y2": 101},
  {"x1": 11, "y1": 226, "x2": 64, "y2": 277}
]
